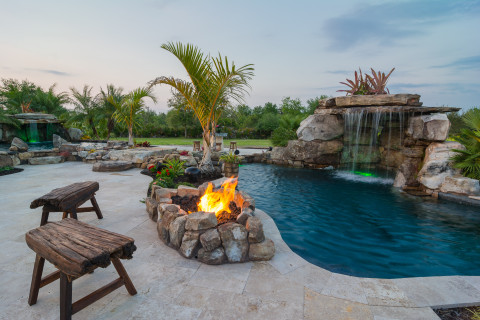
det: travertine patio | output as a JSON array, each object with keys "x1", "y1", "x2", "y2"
[{"x1": 1, "y1": 162, "x2": 480, "y2": 319}]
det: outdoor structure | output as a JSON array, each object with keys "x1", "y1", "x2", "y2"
[{"x1": 0, "y1": 113, "x2": 69, "y2": 143}]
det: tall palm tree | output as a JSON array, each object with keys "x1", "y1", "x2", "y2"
[
  {"x1": 149, "y1": 42, "x2": 254, "y2": 174},
  {"x1": 108, "y1": 87, "x2": 156, "y2": 146},
  {"x1": 68, "y1": 85, "x2": 101, "y2": 139},
  {"x1": 98, "y1": 84, "x2": 124, "y2": 140}
]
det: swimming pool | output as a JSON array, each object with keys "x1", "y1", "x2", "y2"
[
  {"x1": 237, "y1": 163, "x2": 480, "y2": 278},
  {"x1": 0, "y1": 142, "x2": 54, "y2": 152}
]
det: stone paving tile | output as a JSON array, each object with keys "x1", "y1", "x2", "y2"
[
  {"x1": 188, "y1": 261, "x2": 253, "y2": 294},
  {"x1": 284, "y1": 263, "x2": 332, "y2": 294},
  {"x1": 304, "y1": 288, "x2": 373, "y2": 320},
  {"x1": 197, "y1": 291, "x2": 303, "y2": 320},
  {"x1": 243, "y1": 262, "x2": 305, "y2": 305},
  {"x1": 464, "y1": 276, "x2": 480, "y2": 292},
  {"x1": 267, "y1": 248, "x2": 308, "y2": 275},
  {"x1": 361, "y1": 278, "x2": 416, "y2": 307},
  {"x1": 370, "y1": 306, "x2": 440, "y2": 320},
  {"x1": 393, "y1": 276, "x2": 480, "y2": 308},
  {"x1": 321, "y1": 273, "x2": 369, "y2": 304}
]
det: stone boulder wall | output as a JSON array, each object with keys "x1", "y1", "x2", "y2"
[
  {"x1": 417, "y1": 141, "x2": 463, "y2": 190},
  {"x1": 440, "y1": 176, "x2": 480, "y2": 196},
  {"x1": 282, "y1": 139, "x2": 343, "y2": 166},
  {"x1": 11, "y1": 137, "x2": 28, "y2": 152},
  {"x1": 407, "y1": 114, "x2": 450, "y2": 141},
  {"x1": 296, "y1": 114, "x2": 344, "y2": 141}
]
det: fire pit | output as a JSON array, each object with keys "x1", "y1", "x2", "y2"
[{"x1": 145, "y1": 178, "x2": 275, "y2": 264}]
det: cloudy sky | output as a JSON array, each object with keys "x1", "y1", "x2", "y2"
[{"x1": 1, "y1": 0, "x2": 479, "y2": 112}]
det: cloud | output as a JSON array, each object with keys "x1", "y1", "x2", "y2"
[
  {"x1": 323, "y1": 0, "x2": 480, "y2": 50},
  {"x1": 35, "y1": 69, "x2": 72, "y2": 76},
  {"x1": 431, "y1": 55, "x2": 480, "y2": 70}
]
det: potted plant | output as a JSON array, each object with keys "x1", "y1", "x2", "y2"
[{"x1": 220, "y1": 151, "x2": 240, "y2": 177}]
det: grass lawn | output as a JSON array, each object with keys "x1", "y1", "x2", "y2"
[{"x1": 112, "y1": 137, "x2": 272, "y2": 148}]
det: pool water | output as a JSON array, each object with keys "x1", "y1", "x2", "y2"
[
  {"x1": 0, "y1": 142, "x2": 54, "y2": 152},
  {"x1": 237, "y1": 163, "x2": 480, "y2": 278}
]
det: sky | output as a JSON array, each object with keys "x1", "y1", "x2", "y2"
[{"x1": 0, "y1": 0, "x2": 479, "y2": 113}]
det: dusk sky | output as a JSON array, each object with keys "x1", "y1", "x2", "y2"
[{"x1": 1, "y1": 0, "x2": 479, "y2": 112}]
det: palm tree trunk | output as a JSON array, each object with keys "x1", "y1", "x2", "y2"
[
  {"x1": 199, "y1": 130, "x2": 214, "y2": 174},
  {"x1": 106, "y1": 118, "x2": 114, "y2": 140},
  {"x1": 128, "y1": 126, "x2": 134, "y2": 147}
]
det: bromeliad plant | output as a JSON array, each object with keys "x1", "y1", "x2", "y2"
[
  {"x1": 338, "y1": 68, "x2": 395, "y2": 96},
  {"x1": 149, "y1": 159, "x2": 186, "y2": 188}
]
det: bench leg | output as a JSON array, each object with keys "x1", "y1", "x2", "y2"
[
  {"x1": 111, "y1": 258, "x2": 137, "y2": 295},
  {"x1": 90, "y1": 196, "x2": 103, "y2": 219},
  {"x1": 60, "y1": 272, "x2": 72, "y2": 320},
  {"x1": 40, "y1": 208, "x2": 50, "y2": 226},
  {"x1": 28, "y1": 255, "x2": 45, "y2": 305}
]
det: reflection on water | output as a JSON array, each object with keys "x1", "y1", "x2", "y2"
[{"x1": 238, "y1": 163, "x2": 480, "y2": 278}]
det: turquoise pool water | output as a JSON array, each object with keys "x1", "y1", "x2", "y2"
[
  {"x1": 237, "y1": 163, "x2": 480, "y2": 278},
  {"x1": 0, "y1": 142, "x2": 54, "y2": 152}
]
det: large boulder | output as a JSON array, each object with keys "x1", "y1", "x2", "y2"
[
  {"x1": 185, "y1": 212, "x2": 218, "y2": 231},
  {"x1": 68, "y1": 128, "x2": 84, "y2": 141},
  {"x1": 169, "y1": 215, "x2": 188, "y2": 249},
  {"x1": 108, "y1": 148, "x2": 176, "y2": 163},
  {"x1": 197, "y1": 247, "x2": 226, "y2": 265},
  {"x1": 157, "y1": 209, "x2": 184, "y2": 245},
  {"x1": 249, "y1": 239, "x2": 275, "y2": 261},
  {"x1": 179, "y1": 155, "x2": 198, "y2": 167},
  {"x1": 28, "y1": 156, "x2": 64, "y2": 165},
  {"x1": 53, "y1": 134, "x2": 68, "y2": 148},
  {"x1": 218, "y1": 222, "x2": 249, "y2": 263},
  {"x1": 418, "y1": 142, "x2": 463, "y2": 189},
  {"x1": 282, "y1": 140, "x2": 343, "y2": 164},
  {"x1": 407, "y1": 113, "x2": 450, "y2": 141},
  {"x1": 92, "y1": 161, "x2": 133, "y2": 172},
  {"x1": 145, "y1": 198, "x2": 159, "y2": 221},
  {"x1": 270, "y1": 147, "x2": 286, "y2": 161},
  {"x1": 440, "y1": 176, "x2": 480, "y2": 196},
  {"x1": 179, "y1": 231, "x2": 200, "y2": 258},
  {"x1": 199, "y1": 228, "x2": 221, "y2": 251},
  {"x1": 11, "y1": 137, "x2": 28, "y2": 152},
  {"x1": 246, "y1": 216, "x2": 265, "y2": 243},
  {"x1": 0, "y1": 153, "x2": 13, "y2": 167},
  {"x1": 296, "y1": 114, "x2": 344, "y2": 142},
  {"x1": 394, "y1": 157, "x2": 423, "y2": 188}
]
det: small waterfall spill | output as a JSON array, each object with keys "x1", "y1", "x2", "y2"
[
  {"x1": 28, "y1": 123, "x2": 40, "y2": 142},
  {"x1": 342, "y1": 108, "x2": 405, "y2": 175}
]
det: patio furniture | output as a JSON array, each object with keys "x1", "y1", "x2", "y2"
[
  {"x1": 30, "y1": 181, "x2": 103, "y2": 226},
  {"x1": 229, "y1": 141, "x2": 237, "y2": 151},
  {"x1": 26, "y1": 218, "x2": 137, "y2": 320},
  {"x1": 193, "y1": 140, "x2": 201, "y2": 151}
]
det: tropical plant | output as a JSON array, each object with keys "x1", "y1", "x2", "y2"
[
  {"x1": 149, "y1": 42, "x2": 254, "y2": 174},
  {"x1": 338, "y1": 68, "x2": 395, "y2": 96},
  {"x1": 108, "y1": 87, "x2": 156, "y2": 146},
  {"x1": 0, "y1": 78, "x2": 37, "y2": 113},
  {"x1": 33, "y1": 84, "x2": 69, "y2": 116},
  {"x1": 365, "y1": 68, "x2": 395, "y2": 94},
  {"x1": 0, "y1": 108, "x2": 21, "y2": 128},
  {"x1": 451, "y1": 108, "x2": 480, "y2": 179},
  {"x1": 152, "y1": 159, "x2": 186, "y2": 188},
  {"x1": 220, "y1": 151, "x2": 240, "y2": 163},
  {"x1": 98, "y1": 84, "x2": 124, "y2": 140},
  {"x1": 68, "y1": 85, "x2": 101, "y2": 139}
]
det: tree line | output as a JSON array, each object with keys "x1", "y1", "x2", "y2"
[{"x1": 0, "y1": 78, "x2": 325, "y2": 146}]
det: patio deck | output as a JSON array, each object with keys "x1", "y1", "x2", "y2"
[{"x1": 1, "y1": 162, "x2": 479, "y2": 319}]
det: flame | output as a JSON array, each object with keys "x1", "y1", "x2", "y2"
[{"x1": 197, "y1": 177, "x2": 238, "y2": 217}]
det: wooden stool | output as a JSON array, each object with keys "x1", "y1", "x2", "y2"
[
  {"x1": 193, "y1": 140, "x2": 201, "y2": 151},
  {"x1": 30, "y1": 181, "x2": 103, "y2": 226},
  {"x1": 26, "y1": 218, "x2": 137, "y2": 320},
  {"x1": 229, "y1": 141, "x2": 237, "y2": 151}
]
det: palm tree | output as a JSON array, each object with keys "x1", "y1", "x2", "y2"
[
  {"x1": 149, "y1": 42, "x2": 254, "y2": 174},
  {"x1": 68, "y1": 85, "x2": 101, "y2": 139},
  {"x1": 33, "y1": 84, "x2": 69, "y2": 116},
  {"x1": 98, "y1": 84, "x2": 124, "y2": 140},
  {"x1": 108, "y1": 87, "x2": 156, "y2": 146},
  {"x1": 452, "y1": 108, "x2": 480, "y2": 179}
]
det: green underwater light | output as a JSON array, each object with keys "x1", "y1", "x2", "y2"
[{"x1": 353, "y1": 171, "x2": 374, "y2": 177}]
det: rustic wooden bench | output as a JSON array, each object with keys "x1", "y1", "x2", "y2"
[
  {"x1": 30, "y1": 181, "x2": 103, "y2": 226},
  {"x1": 26, "y1": 218, "x2": 137, "y2": 320}
]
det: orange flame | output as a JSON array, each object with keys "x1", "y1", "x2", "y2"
[{"x1": 197, "y1": 177, "x2": 238, "y2": 217}]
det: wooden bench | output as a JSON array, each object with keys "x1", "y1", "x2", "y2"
[
  {"x1": 30, "y1": 181, "x2": 103, "y2": 226},
  {"x1": 26, "y1": 218, "x2": 137, "y2": 320}
]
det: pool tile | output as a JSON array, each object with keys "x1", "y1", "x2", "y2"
[
  {"x1": 393, "y1": 276, "x2": 480, "y2": 307},
  {"x1": 361, "y1": 278, "x2": 416, "y2": 307},
  {"x1": 370, "y1": 305, "x2": 440, "y2": 320},
  {"x1": 304, "y1": 288, "x2": 373, "y2": 320},
  {"x1": 321, "y1": 273, "x2": 368, "y2": 304},
  {"x1": 244, "y1": 262, "x2": 305, "y2": 305}
]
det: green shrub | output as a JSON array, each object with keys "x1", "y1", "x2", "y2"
[
  {"x1": 270, "y1": 127, "x2": 296, "y2": 147},
  {"x1": 451, "y1": 107, "x2": 480, "y2": 179}
]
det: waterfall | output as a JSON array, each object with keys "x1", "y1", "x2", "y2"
[
  {"x1": 342, "y1": 108, "x2": 405, "y2": 174},
  {"x1": 28, "y1": 123, "x2": 40, "y2": 142}
]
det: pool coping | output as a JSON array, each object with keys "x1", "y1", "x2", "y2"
[{"x1": 253, "y1": 207, "x2": 480, "y2": 311}]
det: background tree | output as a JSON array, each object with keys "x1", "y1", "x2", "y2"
[
  {"x1": 68, "y1": 85, "x2": 101, "y2": 139},
  {"x1": 166, "y1": 90, "x2": 197, "y2": 138},
  {"x1": 149, "y1": 42, "x2": 254, "y2": 174},
  {"x1": 109, "y1": 87, "x2": 156, "y2": 146},
  {"x1": 98, "y1": 84, "x2": 124, "y2": 140}
]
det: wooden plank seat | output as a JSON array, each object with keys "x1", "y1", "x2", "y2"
[
  {"x1": 30, "y1": 181, "x2": 103, "y2": 226},
  {"x1": 26, "y1": 218, "x2": 137, "y2": 320}
]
